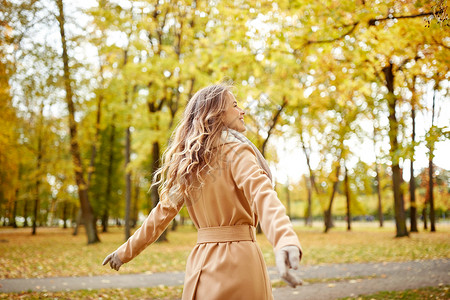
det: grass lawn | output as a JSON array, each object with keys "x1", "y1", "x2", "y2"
[
  {"x1": 0, "y1": 221, "x2": 449, "y2": 279},
  {"x1": 0, "y1": 286, "x2": 184, "y2": 300},
  {"x1": 338, "y1": 285, "x2": 450, "y2": 299}
]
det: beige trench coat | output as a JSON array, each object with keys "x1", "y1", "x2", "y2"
[{"x1": 116, "y1": 135, "x2": 302, "y2": 300}]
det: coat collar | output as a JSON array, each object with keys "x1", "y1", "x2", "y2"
[
  {"x1": 220, "y1": 129, "x2": 244, "y2": 145},
  {"x1": 220, "y1": 129, "x2": 273, "y2": 183}
]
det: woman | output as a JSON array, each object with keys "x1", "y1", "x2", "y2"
[{"x1": 103, "y1": 83, "x2": 302, "y2": 299}]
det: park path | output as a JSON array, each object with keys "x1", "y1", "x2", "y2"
[{"x1": 1, "y1": 259, "x2": 449, "y2": 299}]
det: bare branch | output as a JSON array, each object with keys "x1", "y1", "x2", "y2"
[
  {"x1": 261, "y1": 96, "x2": 288, "y2": 157},
  {"x1": 292, "y1": 10, "x2": 439, "y2": 51},
  {"x1": 432, "y1": 36, "x2": 450, "y2": 50},
  {"x1": 305, "y1": 22, "x2": 359, "y2": 46},
  {"x1": 368, "y1": 11, "x2": 437, "y2": 26}
]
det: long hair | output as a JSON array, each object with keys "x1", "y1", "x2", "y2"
[{"x1": 152, "y1": 82, "x2": 233, "y2": 206}]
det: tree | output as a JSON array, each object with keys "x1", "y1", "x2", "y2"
[
  {"x1": 382, "y1": 62, "x2": 409, "y2": 237},
  {"x1": 32, "y1": 102, "x2": 44, "y2": 235},
  {"x1": 3, "y1": 0, "x2": 448, "y2": 240},
  {"x1": 297, "y1": 111, "x2": 320, "y2": 227},
  {"x1": 0, "y1": 47, "x2": 19, "y2": 229},
  {"x1": 425, "y1": 88, "x2": 446, "y2": 232},
  {"x1": 372, "y1": 125, "x2": 385, "y2": 228},
  {"x1": 56, "y1": 0, "x2": 99, "y2": 244},
  {"x1": 324, "y1": 158, "x2": 341, "y2": 233},
  {"x1": 344, "y1": 164, "x2": 352, "y2": 231},
  {"x1": 406, "y1": 75, "x2": 418, "y2": 232}
]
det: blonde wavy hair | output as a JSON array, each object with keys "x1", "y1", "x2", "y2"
[{"x1": 152, "y1": 83, "x2": 233, "y2": 206}]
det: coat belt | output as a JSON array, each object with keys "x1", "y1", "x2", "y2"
[{"x1": 197, "y1": 225, "x2": 256, "y2": 244}]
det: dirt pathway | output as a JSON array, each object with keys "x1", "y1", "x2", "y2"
[{"x1": 272, "y1": 258, "x2": 449, "y2": 299}]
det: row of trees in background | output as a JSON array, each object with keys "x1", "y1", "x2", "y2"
[
  {"x1": 277, "y1": 165, "x2": 449, "y2": 228},
  {"x1": 0, "y1": 0, "x2": 448, "y2": 243}
]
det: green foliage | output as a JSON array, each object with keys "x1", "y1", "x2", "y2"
[
  {"x1": 0, "y1": 0, "x2": 448, "y2": 235},
  {"x1": 89, "y1": 124, "x2": 125, "y2": 219}
]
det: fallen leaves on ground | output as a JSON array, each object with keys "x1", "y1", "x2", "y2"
[
  {"x1": 0, "y1": 223, "x2": 449, "y2": 279},
  {"x1": 338, "y1": 285, "x2": 449, "y2": 299}
]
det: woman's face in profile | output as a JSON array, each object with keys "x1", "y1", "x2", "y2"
[{"x1": 222, "y1": 92, "x2": 246, "y2": 132}]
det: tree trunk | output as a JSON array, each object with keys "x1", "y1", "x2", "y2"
[
  {"x1": 324, "y1": 161, "x2": 341, "y2": 233},
  {"x1": 2, "y1": 205, "x2": 7, "y2": 226},
  {"x1": 422, "y1": 203, "x2": 428, "y2": 230},
  {"x1": 285, "y1": 178, "x2": 291, "y2": 219},
  {"x1": 299, "y1": 130, "x2": 318, "y2": 227},
  {"x1": 409, "y1": 106, "x2": 418, "y2": 232},
  {"x1": 150, "y1": 146, "x2": 160, "y2": 204},
  {"x1": 101, "y1": 210, "x2": 109, "y2": 233},
  {"x1": 56, "y1": 0, "x2": 99, "y2": 244},
  {"x1": 392, "y1": 141, "x2": 408, "y2": 237},
  {"x1": 373, "y1": 126, "x2": 384, "y2": 227},
  {"x1": 171, "y1": 218, "x2": 178, "y2": 231},
  {"x1": 399, "y1": 168, "x2": 406, "y2": 229},
  {"x1": 428, "y1": 91, "x2": 436, "y2": 232},
  {"x1": 256, "y1": 94, "x2": 278, "y2": 236},
  {"x1": 305, "y1": 175, "x2": 313, "y2": 227},
  {"x1": 122, "y1": 57, "x2": 134, "y2": 241},
  {"x1": 48, "y1": 196, "x2": 57, "y2": 227},
  {"x1": 375, "y1": 161, "x2": 383, "y2": 227},
  {"x1": 382, "y1": 63, "x2": 408, "y2": 238},
  {"x1": 11, "y1": 191, "x2": 18, "y2": 228},
  {"x1": 428, "y1": 159, "x2": 436, "y2": 232},
  {"x1": 87, "y1": 66, "x2": 104, "y2": 188},
  {"x1": 63, "y1": 201, "x2": 68, "y2": 229},
  {"x1": 72, "y1": 208, "x2": 82, "y2": 235},
  {"x1": 32, "y1": 134, "x2": 42, "y2": 235},
  {"x1": 151, "y1": 141, "x2": 167, "y2": 242},
  {"x1": 70, "y1": 204, "x2": 77, "y2": 227},
  {"x1": 132, "y1": 177, "x2": 140, "y2": 228},
  {"x1": 11, "y1": 199, "x2": 17, "y2": 228},
  {"x1": 103, "y1": 122, "x2": 116, "y2": 233},
  {"x1": 23, "y1": 199, "x2": 29, "y2": 227},
  {"x1": 11, "y1": 167, "x2": 20, "y2": 228},
  {"x1": 344, "y1": 165, "x2": 351, "y2": 231},
  {"x1": 124, "y1": 125, "x2": 132, "y2": 241}
]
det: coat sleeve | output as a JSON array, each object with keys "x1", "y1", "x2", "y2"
[
  {"x1": 116, "y1": 197, "x2": 184, "y2": 263},
  {"x1": 229, "y1": 143, "x2": 302, "y2": 253}
]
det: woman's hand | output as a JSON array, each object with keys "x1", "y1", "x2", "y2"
[
  {"x1": 102, "y1": 251, "x2": 123, "y2": 271},
  {"x1": 275, "y1": 246, "x2": 303, "y2": 288}
]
